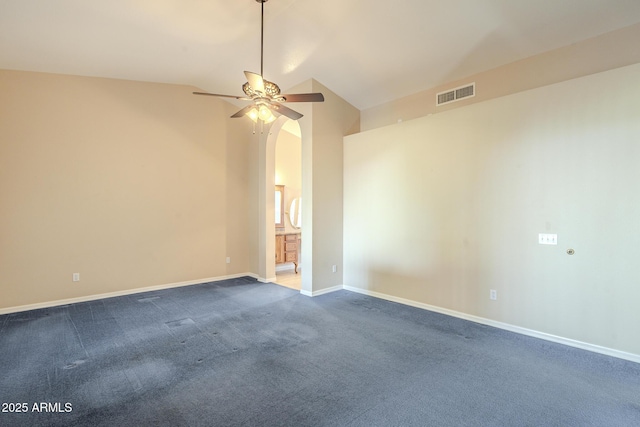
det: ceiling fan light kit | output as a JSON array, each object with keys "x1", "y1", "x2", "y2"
[{"x1": 193, "y1": 0, "x2": 324, "y2": 123}]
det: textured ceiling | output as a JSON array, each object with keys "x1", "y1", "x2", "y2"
[{"x1": 2, "y1": 0, "x2": 640, "y2": 110}]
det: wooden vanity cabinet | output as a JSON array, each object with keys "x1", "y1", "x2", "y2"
[{"x1": 276, "y1": 233, "x2": 300, "y2": 273}]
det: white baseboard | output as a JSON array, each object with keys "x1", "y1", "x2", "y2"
[
  {"x1": 275, "y1": 264, "x2": 297, "y2": 273},
  {"x1": 257, "y1": 276, "x2": 277, "y2": 283},
  {"x1": 0, "y1": 273, "x2": 259, "y2": 315},
  {"x1": 5, "y1": 277, "x2": 636, "y2": 364},
  {"x1": 300, "y1": 285, "x2": 343, "y2": 297},
  {"x1": 343, "y1": 285, "x2": 640, "y2": 364}
]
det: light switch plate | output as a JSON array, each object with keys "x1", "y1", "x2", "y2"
[{"x1": 538, "y1": 233, "x2": 558, "y2": 245}]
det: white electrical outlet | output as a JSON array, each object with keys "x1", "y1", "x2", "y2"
[
  {"x1": 73, "y1": 273, "x2": 80, "y2": 282},
  {"x1": 226, "y1": 257, "x2": 231, "y2": 264},
  {"x1": 332, "y1": 265, "x2": 337, "y2": 273},
  {"x1": 490, "y1": 289, "x2": 497, "y2": 300},
  {"x1": 538, "y1": 233, "x2": 558, "y2": 245}
]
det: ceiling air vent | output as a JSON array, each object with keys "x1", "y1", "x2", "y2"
[{"x1": 436, "y1": 82, "x2": 475, "y2": 106}]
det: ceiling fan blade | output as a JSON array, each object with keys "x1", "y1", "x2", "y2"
[
  {"x1": 244, "y1": 71, "x2": 265, "y2": 94},
  {"x1": 230, "y1": 105, "x2": 256, "y2": 118},
  {"x1": 279, "y1": 93, "x2": 325, "y2": 103},
  {"x1": 270, "y1": 103, "x2": 303, "y2": 120},
  {"x1": 193, "y1": 92, "x2": 251, "y2": 101}
]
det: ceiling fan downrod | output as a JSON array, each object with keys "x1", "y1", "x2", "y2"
[{"x1": 257, "y1": 0, "x2": 268, "y2": 77}]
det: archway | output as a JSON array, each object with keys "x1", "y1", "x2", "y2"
[
  {"x1": 273, "y1": 120, "x2": 302, "y2": 289},
  {"x1": 255, "y1": 98, "x2": 313, "y2": 295}
]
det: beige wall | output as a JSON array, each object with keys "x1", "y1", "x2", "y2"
[
  {"x1": 0, "y1": 70, "x2": 255, "y2": 311},
  {"x1": 259, "y1": 79, "x2": 359, "y2": 294},
  {"x1": 362, "y1": 22, "x2": 640, "y2": 132},
  {"x1": 224, "y1": 103, "x2": 257, "y2": 276},
  {"x1": 344, "y1": 63, "x2": 640, "y2": 357},
  {"x1": 306, "y1": 80, "x2": 360, "y2": 293}
]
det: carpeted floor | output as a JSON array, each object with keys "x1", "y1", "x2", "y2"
[{"x1": 1, "y1": 277, "x2": 638, "y2": 426}]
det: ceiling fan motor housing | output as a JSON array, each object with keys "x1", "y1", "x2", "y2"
[{"x1": 243, "y1": 80, "x2": 281, "y2": 98}]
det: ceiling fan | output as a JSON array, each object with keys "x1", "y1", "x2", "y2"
[{"x1": 193, "y1": 0, "x2": 324, "y2": 122}]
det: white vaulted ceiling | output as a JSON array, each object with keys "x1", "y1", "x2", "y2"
[{"x1": 1, "y1": 0, "x2": 640, "y2": 110}]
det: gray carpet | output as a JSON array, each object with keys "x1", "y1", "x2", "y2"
[{"x1": 0, "y1": 277, "x2": 638, "y2": 426}]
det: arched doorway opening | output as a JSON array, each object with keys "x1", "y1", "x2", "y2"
[
  {"x1": 273, "y1": 119, "x2": 302, "y2": 289},
  {"x1": 256, "y1": 114, "x2": 309, "y2": 295}
]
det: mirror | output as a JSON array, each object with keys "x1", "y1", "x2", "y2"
[
  {"x1": 289, "y1": 197, "x2": 301, "y2": 229},
  {"x1": 275, "y1": 185, "x2": 284, "y2": 229}
]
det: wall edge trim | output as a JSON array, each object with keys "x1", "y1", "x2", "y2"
[
  {"x1": 342, "y1": 285, "x2": 640, "y2": 364},
  {"x1": 300, "y1": 285, "x2": 343, "y2": 297},
  {"x1": 0, "y1": 273, "x2": 260, "y2": 315}
]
